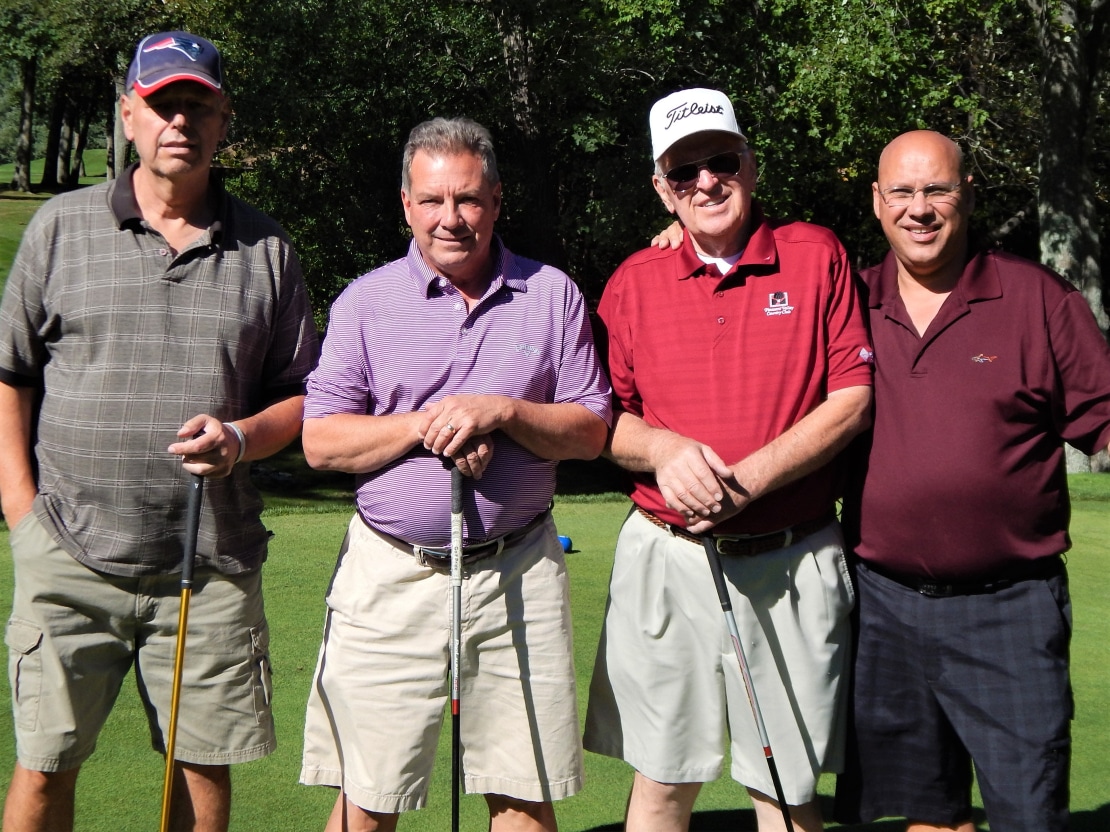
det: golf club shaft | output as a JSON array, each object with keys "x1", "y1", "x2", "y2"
[
  {"x1": 160, "y1": 474, "x2": 204, "y2": 832},
  {"x1": 450, "y1": 465, "x2": 464, "y2": 832},
  {"x1": 701, "y1": 537, "x2": 795, "y2": 832}
]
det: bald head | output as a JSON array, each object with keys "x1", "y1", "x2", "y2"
[
  {"x1": 878, "y1": 130, "x2": 965, "y2": 184},
  {"x1": 873, "y1": 130, "x2": 974, "y2": 289}
]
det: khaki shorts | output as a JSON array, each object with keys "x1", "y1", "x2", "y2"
[
  {"x1": 300, "y1": 513, "x2": 582, "y2": 813},
  {"x1": 584, "y1": 508, "x2": 854, "y2": 804},
  {"x1": 6, "y1": 512, "x2": 275, "y2": 772}
]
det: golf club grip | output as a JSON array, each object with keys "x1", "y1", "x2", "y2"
[
  {"x1": 452, "y1": 717, "x2": 461, "y2": 829},
  {"x1": 451, "y1": 465, "x2": 463, "y2": 514},
  {"x1": 701, "y1": 538, "x2": 734, "y2": 612},
  {"x1": 182, "y1": 474, "x2": 204, "y2": 585}
]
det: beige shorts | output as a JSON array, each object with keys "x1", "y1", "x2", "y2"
[
  {"x1": 299, "y1": 513, "x2": 582, "y2": 813},
  {"x1": 583, "y1": 507, "x2": 854, "y2": 804},
  {"x1": 5, "y1": 512, "x2": 275, "y2": 771}
]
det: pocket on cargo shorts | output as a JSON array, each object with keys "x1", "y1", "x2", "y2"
[{"x1": 6, "y1": 617, "x2": 43, "y2": 730}]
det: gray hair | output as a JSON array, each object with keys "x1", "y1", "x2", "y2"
[{"x1": 402, "y1": 117, "x2": 500, "y2": 190}]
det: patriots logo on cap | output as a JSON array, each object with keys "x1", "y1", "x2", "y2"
[{"x1": 143, "y1": 36, "x2": 204, "y2": 62}]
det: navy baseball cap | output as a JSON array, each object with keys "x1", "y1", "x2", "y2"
[{"x1": 126, "y1": 32, "x2": 224, "y2": 97}]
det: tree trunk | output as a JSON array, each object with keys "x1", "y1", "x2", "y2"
[
  {"x1": 1026, "y1": 0, "x2": 1110, "y2": 472},
  {"x1": 39, "y1": 92, "x2": 64, "y2": 189},
  {"x1": 10, "y1": 56, "x2": 36, "y2": 192},
  {"x1": 106, "y1": 110, "x2": 116, "y2": 180},
  {"x1": 71, "y1": 110, "x2": 92, "y2": 180},
  {"x1": 1031, "y1": 0, "x2": 1107, "y2": 324},
  {"x1": 113, "y1": 76, "x2": 130, "y2": 178},
  {"x1": 491, "y1": 2, "x2": 568, "y2": 270},
  {"x1": 57, "y1": 96, "x2": 76, "y2": 187}
]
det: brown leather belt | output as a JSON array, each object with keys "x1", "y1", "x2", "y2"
[{"x1": 636, "y1": 505, "x2": 834, "y2": 557}]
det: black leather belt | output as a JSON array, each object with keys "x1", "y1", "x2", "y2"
[
  {"x1": 863, "y1": 556, "x2": 1064, "y2": 598},
  {"x1": 363, "y1": 508, "x2": 552, "y2": 569},
  {"x1": 636, "y1": 505, "x2": 834, "y2": 557}
]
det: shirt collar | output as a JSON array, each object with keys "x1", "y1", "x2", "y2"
[
  {"x1": 109, "y1": 163, "x2": 226, "y2": 245},
  {"x1": 408, "y1": 234, "x2": 518, "y2": 298},
  {"x1": 672, "y1": 202, "x2": 777, "y2": 280},
  {"x1": 866, "y1": 238, "x2": 1003, "y2": 310}
]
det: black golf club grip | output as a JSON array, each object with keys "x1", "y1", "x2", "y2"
[
  {"x1": 182, "y1": 474, "x2": 204, "y2": 585},
  {"x1": 701, "y1": 538, "x2": 734, "y2": 612},
  {"x1": 451, "y1": 465, "x2": 463, "y2": 514}
]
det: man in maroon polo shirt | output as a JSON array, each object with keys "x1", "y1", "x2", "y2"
[
  {"x1": 583, "y1": 88, "x2": 873, "y2": 832},
  {"x1": 833, "y1": 130, "x2": 1110, "y2": 832}
]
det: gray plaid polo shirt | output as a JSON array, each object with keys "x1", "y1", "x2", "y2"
[{"x1": 0, "y1": 165, "x2": 319, "y2": 576}]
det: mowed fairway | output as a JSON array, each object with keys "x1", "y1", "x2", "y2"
[
  {"x1": 0, "y1": 194, "x2": 45, "y2": 298},
  {"x1": 0, "y1": 486, "x2": 1108, "y2": 830},
  {"x1": 0, "y1": 152, "x2": 110, "y2": 298}
]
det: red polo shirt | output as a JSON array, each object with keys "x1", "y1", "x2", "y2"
[
  {"x1": 849, "y1": 247, "x2": 1110, "y2": 581},
  {"x1": 598, "y1": 207, "x2": 873, "y2": 534}
]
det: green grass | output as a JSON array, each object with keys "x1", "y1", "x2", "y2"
[
  {"x1": 0, "y1": 151, "x2": 109, "y2": 296},
  {"x1": 0, "y1": 484, "x2": 1108, "y2": 830}
]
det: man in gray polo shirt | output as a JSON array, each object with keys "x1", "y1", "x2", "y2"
[{"x1": 0, "y1": 32, "x2": 317, "y2": 831}]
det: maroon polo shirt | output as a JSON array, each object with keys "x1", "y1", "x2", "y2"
[
  {"x1": 850, "y1": 247, "x2": 1110, "y2": 581},
  {"x1": 598, "y1": 206, "x2": 873, "y2": 535}
]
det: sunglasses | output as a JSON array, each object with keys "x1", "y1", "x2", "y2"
[{"x1": 663, "y1": 152, "x2": 744, "y2": 192}]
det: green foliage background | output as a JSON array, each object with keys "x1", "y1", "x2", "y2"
[{"x1": 5, "y1": 0, "x2": 1108, "y2": 318}]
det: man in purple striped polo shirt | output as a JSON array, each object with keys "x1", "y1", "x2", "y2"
[{"x1": 298, "y1": 117, "x2": 612, "y2": 832}]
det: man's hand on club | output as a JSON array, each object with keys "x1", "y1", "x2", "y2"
[
  {"x1": 168, "y1": 415, "x2": 242, "y2": 478},
  {"x1": 418, "y1": 395, "x2": 506, "y2": 478},
  {"x1": 448, "y1": 434, "x2": 495, "y2": 480}
]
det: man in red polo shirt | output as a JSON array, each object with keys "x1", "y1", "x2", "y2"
[
  {"x1": 833, "y1": 130, "x2": 1110, "y2": 832},
  {"x1": 583, "y1": 87, "x2": 873, "y2": 832}
]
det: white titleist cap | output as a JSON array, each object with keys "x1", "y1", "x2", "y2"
[{"x1": 649, "y1": 88, "x2": 747, "y2": 161}]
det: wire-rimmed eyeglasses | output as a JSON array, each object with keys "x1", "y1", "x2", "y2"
[{"x1": 878, "y1": 181, "x2": 965, "y2": 208}]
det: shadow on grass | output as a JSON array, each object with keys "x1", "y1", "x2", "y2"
[
  {"x1": 579, "y1": 802, "x2": 1110, "y2": 831},
  {"x1": 669, "y1": 801, "x2": 1110, "y2": 831},
  {"x1": 1075, "y1": 804, "x2": 1110, "y2": 831},
  {"x1": 582, "y1": 808, "x2": 908, "y2": 831}
]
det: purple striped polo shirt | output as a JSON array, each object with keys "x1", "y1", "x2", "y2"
[{"x1": 305, "y1": 237, "x2": 612, "y2": 547}]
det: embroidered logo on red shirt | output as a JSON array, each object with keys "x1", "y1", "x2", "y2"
[
  {"x1": 971, "y1": 354, "x2": 998, "y2": 363},
  {"x1": 764, "y1": 291, "x2": 794, "y2": 316}
]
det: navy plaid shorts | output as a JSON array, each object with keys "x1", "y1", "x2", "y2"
[{"x1": 834, "y1": 558, "x2": 1072, "y2": 830}]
